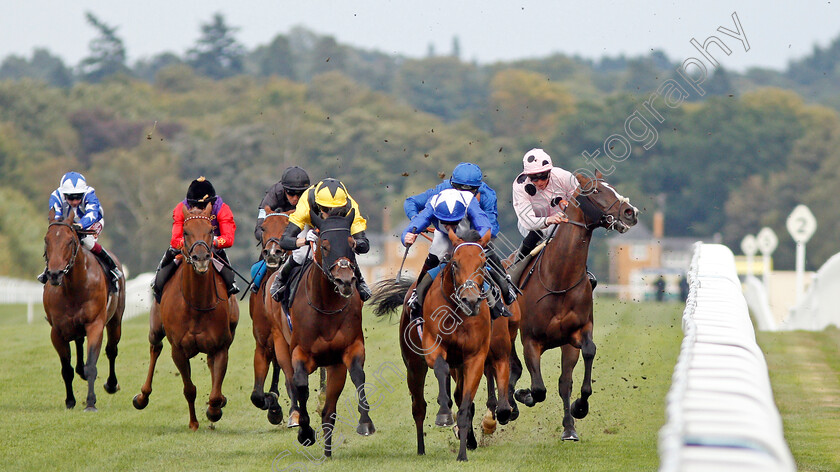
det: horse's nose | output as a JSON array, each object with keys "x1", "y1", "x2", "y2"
[
  {"x1": 624, "y1": 206, "x2": 638, "y2": 225},
  {"x1": 191, "y1": 252, "x2": 210, "y2": 262},
  {"x1": 48, "y1": 270, "x2": 63, "y2": 285}
]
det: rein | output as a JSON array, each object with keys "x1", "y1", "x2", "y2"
[
  {"x1": 47, "y1": 221, "x2": 81, "y2": 277},
  {"x1": 442, "y1": 242, "x2": 488, "y2": 314},
  {"x1": 262, "y1": 212, "x2": 291, "y2": 263},
  {"x1": 180, "y1": 214, "x2": 223, "y2": 311},
  {"x1": 304, "y1": 226, "x2": 356, "y2": 315}
]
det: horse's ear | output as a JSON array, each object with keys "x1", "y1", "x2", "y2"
[
  {"x1": 595, "y1": 170, "x2": 603, "y2": 179},
  {"x1": 264, "y1": 204, "x2": 272, "y2": 213},
  {"x1": 479, "y1": 230, "x2": 491, "y2": 248},
  {"x1": 310, "y1": 208, "x2": 325, "y2": 228},
  {"x1": 447, "y1": 226, "x2": 462, "y2": 246},
  {"x1": 181, "y1": 203, "x2": 190, "y2": 219},
  {"x1": 201, "y1": 202, "x2": 213, "y2": 217},
  {"x1": 344, "y1": 207, "x2": 356, "y2": 226}
]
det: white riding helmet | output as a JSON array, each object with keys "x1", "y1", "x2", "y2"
[{"x1": 59, "y1": 172, "x2": 89, "y2": 195}]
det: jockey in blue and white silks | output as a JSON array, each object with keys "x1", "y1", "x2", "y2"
[
  {"x1": 39, "y1": 172, "x2": 122, "y2": 286},
  {"x1": 401, "y1": 188, "x2": 511, "y2": 320}
]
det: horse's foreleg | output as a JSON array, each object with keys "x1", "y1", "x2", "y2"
[
  {"x1": 508, "y1": 342, "x2": 523, "y2": 420},
  {"x1": 269, "y1": 359, "x2": 281, "y2": 396},
  {"x1": 133, "y1": 309, "x2": 165, "y2": 410},
  {"x1": 322, "y1": 364, "x2": 347, "y2": 458},
  {"x1": 482, "y1": 363, "x2": 498, "y2": 434},
  {"x1": 103, "y1": 315, "x2": 121, "y2": 394},
  {"x1": 515, "y1": 338, "x2": 546, "y2": 407},
  {"x1": 493, "y1": 352, "x2": 512, "y2": 425},
  {"x1": 51, "y1": 328, "x2": 76, "y2": 409},
  {"x1": 432, "y1": 356, "x2": 454, "y2": 427},
  {"x1": 251, "y1": 342, "x2": 271, "y2": 410},
  {"x1": 171, "y1": 347, "x2": 199, "y2": 431},
  {"x1": 74, "y1": 339, "x2": 86, "y2": 380},
  {"x1": 206, "y1": 348, "x2": 229, "y2": 423},
  {"x1": 292, "y1": 350, "x2": 316, "y2": 446},
  {"x1": 82, "y1": 321, "x2": 105, "y2": 412},
  {"x1": 455, "y1": 357, "x2": 483, "y2": 461},
  {"x1": 406, "y1": 357, "x2": 428, "y2": 455},
  {"x1": 572, "y1": 332, "x2": 596, "y2": 420},
  {"x1": 558, "y1": 344, "x2": 580, "y2": 441},
  {"x1": 271, "y1": 330, "x2": 295, "y2": 427},
  {"x1": 344, "y1": 343, "x2": 375, "y2": 436}
]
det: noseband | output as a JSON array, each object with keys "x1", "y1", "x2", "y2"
[
  {"x1": 47, "y1": 221, "x2": 81, "y2": 276},
  {"x1": 311, "y1": 226, "x2": 357, "y2": 296},
  {"x1": 182, "y1": 215, "x2": 215, "y2": 269},
  {"x1": 572, "y1": 180, "x2": 625, "y2": 232},
  {"x1": 261, "y1": 212, "x2": 290, "y2": 264},
  {"x1": 446, "y1": 242, "x2": 488, "y2": 312}
]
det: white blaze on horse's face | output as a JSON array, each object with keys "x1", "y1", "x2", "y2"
[{"x1": 601, "y1": 182, "x2": 639, "y2": 233}]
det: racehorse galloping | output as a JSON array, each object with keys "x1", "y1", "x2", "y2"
[
  {"x1": 512, "y1": 170, "x2": 638, "y2": 441},
  {"x1": 133, "y1": 203, "x2": 239, "y2": 430},
  {"x1": 250, "y1": 206, "x2": 291, "y2": 423},
  {"x1": 372, "y1": 229, "x2": 492, "y2": 461},
  {"x1": 285, "y1": 210, "x2": 375, "y2": 458},
  {"x1": 43, "y1": 216, "x2": 125, "y2": 411},
  {"x1": 480, "y1": 300, "x2": 522, "y2": 434}
]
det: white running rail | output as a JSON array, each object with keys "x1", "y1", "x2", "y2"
[{"x1": 658, "y1": 243, "x2": 794, "y2": 472}]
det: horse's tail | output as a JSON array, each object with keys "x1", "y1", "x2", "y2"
[{"x1": 370, "y1": 278, "x2": 413, "y2": 318}]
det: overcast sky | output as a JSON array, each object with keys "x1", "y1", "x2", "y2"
[{"x1": 0, "y1": 1, "x2": 836, "y2": 72}]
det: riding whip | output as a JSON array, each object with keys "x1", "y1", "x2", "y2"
[{"x1": 396, "y1": 245, "x2": 409, "y2": 282}]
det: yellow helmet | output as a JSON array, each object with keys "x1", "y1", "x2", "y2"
[{"x1": 313, "y1": 178, "x2": 349, "y2": 207}]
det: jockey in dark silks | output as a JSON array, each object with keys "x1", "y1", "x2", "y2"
[
  {"x1": 271, "y1": 178, "x2": 372, "y2": 302},
  {"x1": 402, "y1": 187, "x2": 512, "y2": 320},
  {"x1": 404, "y1": 162, "x2": 516, "y2": 311},
  {"x1": 39, "y1": 171, "x2": 122, "y2": 288},
  {"x1": 151, "y1": 177, "x2": 239, "y2": 303},
  {"x1": 250, "y1": 166, "x2": 310, "y2": 292}
]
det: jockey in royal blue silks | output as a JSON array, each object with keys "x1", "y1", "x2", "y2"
[
  {"x1": 401, "y1": 187, "x2": 512, "y2": 321},
  {"x1": 38, "y1": 171, "x2": 122, "y2": 287},
  {"x1": 404, "y1": 162, "x2": 516, "y2": 308}
]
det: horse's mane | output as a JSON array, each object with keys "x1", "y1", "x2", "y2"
[{"x1": 460, "y1": 229, "x2": 481, "y2": 243}]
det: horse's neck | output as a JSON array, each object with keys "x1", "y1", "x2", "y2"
[
  {"x1": 542, "y1": 207, "x2": 592, "y2": 282},
  {"x1": 65, "y1": 249, "x2": 91, "y2": 291},
  {"x1": 307, "y1": 256, "x2": 344, "y2": 310},
  {"x1": 181, "y1": 264, "x2": 219, "y2": 307}
]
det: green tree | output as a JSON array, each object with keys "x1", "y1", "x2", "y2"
[
  {"x1": 78, "y1": 12, "x2": 129, "y2": 83},
  {"x1": 187, "y1": 13, "x2": 245, "y2": 80}
]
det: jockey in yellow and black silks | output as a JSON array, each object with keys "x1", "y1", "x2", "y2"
[{"x1": 271, "y1": 178, "x2": 372, "y2": 301}]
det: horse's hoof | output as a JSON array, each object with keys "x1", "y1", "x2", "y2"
[
  {"x1": 514, "y1": 389, "x2": 535, "y2": 407},
  {"x1": 532, "y1": 387, "x2": 546, "y2": 403},
  {"x1": 65, "y1": 399, "x2": 76, "y2": 410},
  {"x1": 356, "y1": 422, "x2": 375, "y2": 436},
  {"x1": 84, "y1": 406, "x2": 98, "y2": 413},
  {"x1": 287, "y1": 410, "x2": 300, "y2": 428},
  {"x1": 219, "y1": 396, "x2": 227, "y2": 408},
  {"x1": 435, "y1": 412, "x2": 455, "y2": 427},
  {"x1": 132, "y1": 394, "x2": 148, "y2": 410},
  {"x1": 509, "y1": 402, "x2": 520, "y2": 421},
  {"x1": 297, "y1": 426, "x2": 316, "y2": 446},
  {"x1": 103, "y1": 382, "x2": 120, "y2": 394},
  {"x1": 251, "y1": 391, "x2": 266, "y2": 410},
  {"x1": 206, "y1": 408, "x2": 223, "y2": 422},
  {"x1": 481, "y1": 410, "x2": 497, "y2": 435},
  {"x1": 571, "y1": 399, "x2": 589, "y2": 419},
  {"x1": 267, "y1": 403, "x2": 284, "y2": 425},
  {"x1": 561, "y1": 429, "x2": 579, "y2": 441},
  {"x1": 496, "y1": 406, "x2": 512, "y2": 425},
  {"x1": 189, "y1": 421, "x2": 199, "y2": 431},
  {"x1": 467, "y1": 429, "x2": 477, "y2": 450}
]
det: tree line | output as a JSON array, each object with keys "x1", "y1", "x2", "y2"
[{"x1": 1, "y1": 13, "x2": 839, "y2": 278}]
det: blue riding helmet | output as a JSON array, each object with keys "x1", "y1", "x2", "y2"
[
  {"x1": 430, "y1": 188, "x2": 471, "y2": 224},
  {"x1": 450, "y1": 163, "x2": 482, "y2": 188}
]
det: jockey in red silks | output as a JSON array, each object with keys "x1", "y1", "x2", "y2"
[
  {"x1": 38, "y1": 171, "x2": 122, "y2": 287},
  {"x1": 512, "y1": 148, "x2": 596, "y2": 288},
  {"x1": 151, "y1": 177, "x2": 239, "y2": 303}
]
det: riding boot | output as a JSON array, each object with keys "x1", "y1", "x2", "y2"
[
  {"x1": 406, "y1": 254, "x2": 439, "y2": 319},
  {"x1": 517, "y1": 230, "x2": 543, "y2": 261},
  {"x1": 354, "y1": 265, "x2": 372, "y2": 301},
  {"x1": 588, "y1": 270, "x2": 598, "y2": 290},
  {"x1": 408, "y1": 273, "x2": 433, "y2": 321},
  {"x1": 219, "y1": 265, "x2": 239, "y2": 296},
  {"x1": 486, "y1": 251, "x2": 516, "y2": 304},
  {"x1": 271, "y1": 258, "x2": 300, "y2": 302},
  {"x1": 91, "y1": 243, "x2": 122, "y2": 290},
  {"x1": 152, "y1": 247, "x2": 180, "y2": 303}
]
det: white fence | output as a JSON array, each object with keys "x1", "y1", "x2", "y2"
[
  {"x1": 658, "y1": 243, "x2": 794, "y2": 472},
  {"x1": 0, "y1": 273, "x2": 154, "y2": 323}
]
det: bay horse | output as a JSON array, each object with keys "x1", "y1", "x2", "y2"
[
  {"x1": 43, "y1": 215, "x2": 125, "y2": 411},
  {"x1": 250, "y1": 206, "x2": 291, "y2": 424},
  {"x1": 372, "y1": 228, "x2": 492, "y2": 461},
  {"x1": 281, "y1": 209, "x2": 376, "y2": 458},
  {"x1": 511, "y1": 170, "x2": 638, "y2": 441},
  {"x1": 132, "y1": 203, "x2": 239, "y2": 431},
  {"x1": 480, "y1": 299, "x2": 522, "y2": 435}
]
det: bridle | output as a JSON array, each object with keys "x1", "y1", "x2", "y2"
[
  {"x1": 261, "y1": 212, "x2": 290, "y2": 265},
  {"x1": 444, "y1": 242, "x2": 488, "y2": 314},
  {"x1": 46, "y1": 221, "x2": 81, "y2": 277},
  {"x1": 304, "y1": 226, "x2": 357, "y2": 314},
  {"x1": 180, "y1": 214, "x2": 222, "y2": 311}
]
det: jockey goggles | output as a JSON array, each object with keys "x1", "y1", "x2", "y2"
[
  {"x1": 451, "y1": 183, "x2": 479, "y2": 194},
  {"x1": 285, "y1": 188, "x2": 305, "y2": 197},
  {"x1": 65, "y1": 193, "x2": 84, "y2": 201},
  {"x1": 528, "y1": 171, "x2": 550, "y2": 182}
]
